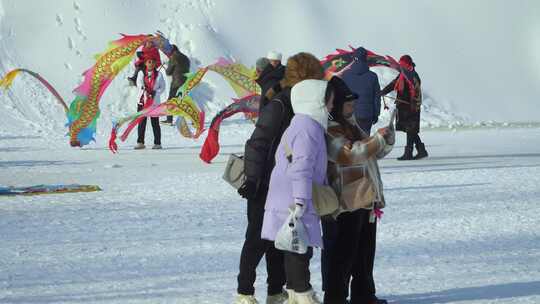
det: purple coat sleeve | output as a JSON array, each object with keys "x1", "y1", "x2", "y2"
[{"x1": 287, "y1": 131, "x2": 317, "y2": 202}]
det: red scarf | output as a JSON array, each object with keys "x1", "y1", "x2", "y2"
[
  {"x1": 394, "y1": 57, "x2": 416, "y2": 99},
  {"x1": 140, "y1": 69, "x2": 158, "y2": 107}
]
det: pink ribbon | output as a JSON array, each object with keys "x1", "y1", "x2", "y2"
[{"x1": 374, "y1": 208, "x2": 384, "y2": 220}]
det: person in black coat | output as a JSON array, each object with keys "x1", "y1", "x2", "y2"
[
  {"x1": 380, "y1": 55, "x2": 427, "y2": 160},
  {"x1": 256, "y1": 58, "x2": 286, "y2": 111},
  {"x1": 233, "y1": 52, "x2": 325, "y2": 304}
]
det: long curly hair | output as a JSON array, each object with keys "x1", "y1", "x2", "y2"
[{"x1": 266, "y1": 52, "x2": 324, "y2": 100}]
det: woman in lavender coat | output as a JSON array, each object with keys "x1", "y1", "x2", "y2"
[{"x1": 262, "y1": 79, "x2": 334, "y2": 304}]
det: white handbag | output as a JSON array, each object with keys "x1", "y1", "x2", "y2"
[
  {"x1": 222, "y1": 154, "x2": 245, "y2": 189},
  {"x1": 275, "y1": 208, "x2": 309, "y2": 254}
]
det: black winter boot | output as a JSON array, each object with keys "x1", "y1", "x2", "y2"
[
  {"x1": 414, "y1": 143, "x2": 428, "y2": 160},
  {"x1": 397, "y1": 146, "x2": 414, "y2": 161}
]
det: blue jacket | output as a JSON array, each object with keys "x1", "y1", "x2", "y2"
[{"x1": 341, "y1": 48, "x2": 381, "y2": 121}]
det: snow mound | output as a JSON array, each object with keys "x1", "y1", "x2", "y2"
[{"x1": 1, "y1": 0, "x2": 539, "y2": 146}]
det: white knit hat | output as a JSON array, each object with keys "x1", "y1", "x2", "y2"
[{"x1": 267, "y1": 51, "x2": 282, "y2": 61}]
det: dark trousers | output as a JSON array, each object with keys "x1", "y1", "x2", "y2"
[
  {"x1": 136, "y1": 104, "x2": 161, "y2": 145},
  {"x1": 322, "y1": 209, "x2": 377, "y2": 304},
  {"x1": 406, "y1": 132, "x2": 423, "y2": 147},
  {"x1": 165, "y1": 81, "x2": 183, "y2": 122},
  {"x1": 356, "y1": 118, "x2": 373, "y2": 135},
  {"x1": 284, "y1": 247, "x2": 313, "y2": 293},
  {"x1": 238, "y1": 191, "x2": 286, "y2": 296}
]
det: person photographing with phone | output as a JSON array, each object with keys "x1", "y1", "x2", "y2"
[{"x1": 322, "y1": 76, "x2": 394, "y2": 304}]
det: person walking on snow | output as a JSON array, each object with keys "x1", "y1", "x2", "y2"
[
  {"x1": 322, "y1": 76, "x2": 393, "y2": 304},
  {"x1": 161, "y1": 45, "x2": 191, "y2": 125},
  {"x1": 261, "y1": 79, "x2": 335, "y2": 304},
  {"x1": 341, "y1": 47, "x2": 381, "y2": 135},
  {"x1": 235, "y1": 52, "x2": 326, "y2": 304},
  {"x1": 380, "y1": 55, "x2": 427, "y2": 160},
  {"x1": 134, "y1": 52, "x2": 166, "y2": 150}
]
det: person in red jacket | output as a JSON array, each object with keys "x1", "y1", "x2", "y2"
[{"x1": 128, "y1": 41, "x2": 162, "y2": 86}]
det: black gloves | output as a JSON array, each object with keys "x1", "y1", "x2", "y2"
[{"x1": 238, "y1": 179, "x2": 258, "y2": 200}]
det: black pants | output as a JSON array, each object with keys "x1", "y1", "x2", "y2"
[
  {"x1": 322, "y1": 209, "x2": 377, "y2": 304},
  {"x1": 237, "y1": 191, "x2": 286, "y2": 296},
  {"x1": 137, "y1": 104, "x2": 161, "y2": 145},
  {"x1": 284, "y1": 247, "x2": 314, "y2": 293},
  {"x1": 165, "y1": 81, "x2": 184, "y2": 122},
  {"x1": 406, "y1": 132, "x2": 423, "y2": 147}
]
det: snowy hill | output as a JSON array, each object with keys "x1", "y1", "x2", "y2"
[{"x1": 1, "y1": 0, "x2": 540, "y2": 144}]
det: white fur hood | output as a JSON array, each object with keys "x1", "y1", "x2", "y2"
[{"x1": 290, "y1": 79, "x2": 329, "y2": 130}]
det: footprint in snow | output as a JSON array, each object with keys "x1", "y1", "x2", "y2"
[{"x1": 55, "y1": 14, "x2": 64, "y2": 26}]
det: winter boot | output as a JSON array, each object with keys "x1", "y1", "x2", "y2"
[
  {"x1": 152, "y1": 144, "x2": 162, "y2": 150},
  {"x1": 285, "y1": 289, "x2": 296, "y2": 304},
  {"x1": 414, "y1": 143, "x2": 428, "y2": 160},
  {"x1": 397, "y1": 146, "x2": 413, "y2": 161},
  {"x1": 134, "y1": 143, "x2": 145, "y2": 150},
  {"x1": 266, "y1": 290, "x2": 288, "y2": 304},
  {"x1": 234, "y1": 294, "x2": 259, "y2": 304},
  {"x1": 294, "y1": 290, "x2": 322, "y2": 304}
]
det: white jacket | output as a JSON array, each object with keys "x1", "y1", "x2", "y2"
[{"x1": 137, "y1": 70, "x2": 166, "y2": 105}]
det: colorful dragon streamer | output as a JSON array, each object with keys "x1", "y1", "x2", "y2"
[
  {"x1": 321, "y1": 46, "x2": 416, "y2": 98},
  {"x1": 67, "y1": 34, "x2": 153, "y2": 147},
  {"x1": 108, "y1": 94, "x2": 205, "y2": 153},
  {"x1": 200, "y1": 94, "x2": 260, "y2": 163},
  {"x1": 0, "y1": 184, "x2": 101, "y2": 196},
  {"x1": 206, "y1": 58, "x2": 261, "y2": 97},
  {"x1": 196, "y1": 59, "x2": 262, "y2": 163},
  {"x1": 107, "y1": 67, "x2": 208, "y2": 152},
  {"x1": 0, "y1": 68, "x2": 68, "y2": 112}
]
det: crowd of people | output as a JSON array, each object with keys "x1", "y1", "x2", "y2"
[
  {"x1": 127, "y1": 43, "x2": 427, "y2": 303},
  {"x1": 235, "y1": 48, "x2": 426, "y2": 304}
]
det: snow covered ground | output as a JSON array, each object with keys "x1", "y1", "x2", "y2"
[
  {"x1": 1, "y1": 125, "x2": 539, "y2": 304},
  {"x1": 1, "y1": 0, "x2": 540, "y2": 303}
]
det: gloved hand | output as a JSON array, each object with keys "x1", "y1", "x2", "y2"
[
  {"x1": 149, "y1": 90, "x2": 156, "y2": 99},
  {"x1": 292, "y1": 200, "x2": 306, "y2": 219},
  {"x1": 238, "y1": 179, "x2": 258, "y2": 200}
]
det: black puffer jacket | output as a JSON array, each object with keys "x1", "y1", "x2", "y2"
[{"x1": 244, "y1": 88, "x2": 294, "y2": 190}]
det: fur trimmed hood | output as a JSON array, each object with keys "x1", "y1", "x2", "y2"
[{"x1": 291, "y1": 79, "x2": 329, "y2": 130}]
